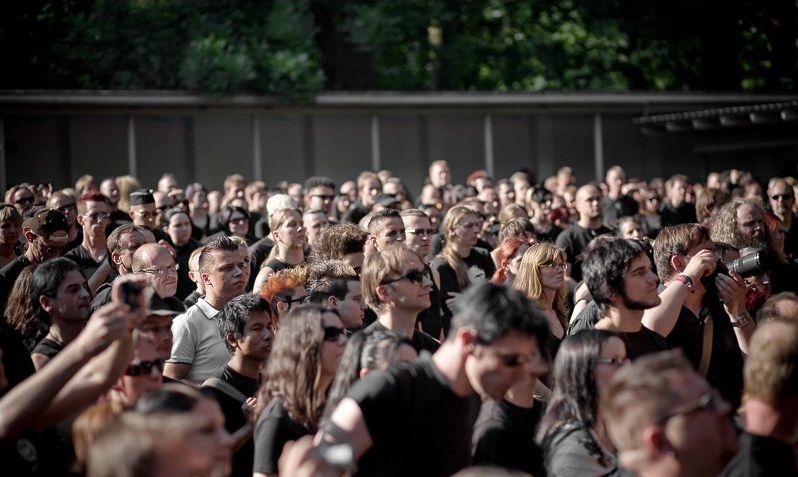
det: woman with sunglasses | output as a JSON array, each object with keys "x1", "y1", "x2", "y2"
[
  {"x1": 252, "y1": 304, "x2": 346, "y2": 477},
  {"x1": 513, "y1": 243, "x2": 569, "y2": 359},
  {"x1": 538, "y1": 330, "x2": 627, "y2": 477},
  {"x1": 431, "y1": 205, "x2": 495, "y2": 337}
]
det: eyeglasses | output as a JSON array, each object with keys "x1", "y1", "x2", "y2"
[
  {"x1": 541, "y1": 262, "x2": 567, "y2": 271},
  {"x1": 657, "y1": 390, "x2": 727, "y2": 425},
  {"x1": 125, "y1": 359, "x2": 164, "y2": 377},
  {"x1": 84, "y1": 212, "x2": 110, "y2": 221},
  {"x1": 323, "y1": 326, "x2": 347, "y2": 342},
  {"x1": 312, "y1": 194, "x2": 335, "y2": 201},
  {"x1": 381, "y1": 269, "x2": 428, "y2": 286},
  {"x1": 15, "y1": 197, "x2": 34, "y2": 205},
  {"x1": 771, "y1": 194, "x2": 794, "y2": 201},
  {"x1": 406, "y1": 228, "x2": 437, "y2": 237},
  {"x1": 595, "y1": 356, "x2": 629, "y2": 367},
  {"x1": 140, "y1": 264, "x2": 179, "y2": 275}
]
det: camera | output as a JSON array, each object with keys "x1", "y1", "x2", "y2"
[{"x1": 716, "y1": 249, "x2": 769, "y2": 278}]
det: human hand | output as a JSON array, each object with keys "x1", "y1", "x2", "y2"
[
  {"x1": 75, "y1": 303, "x2": 135, "y2": 357},
  {"x1": 716, "y1": 271, "x2": 746, "y2": 318},
  {"x1": 682, "y1": 249, "x2": 717, "y2": 282},
  {"x1": 445, "y1": 292, "x2": 460, "y2": 310},
  {"x1": 111, "y1": 275, "x2": 149, "y2": 330}
]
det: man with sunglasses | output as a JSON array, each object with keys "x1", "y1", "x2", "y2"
[
  {"x1": 603, "y1": 350, "x2": 739, "y2": 477},
  {"x1": 304, "y1": 176, "x2": 337, "y2": 218},
  {"x1": 361, "y1": 244, "x2": 440, "y2": 354},
  {"x1": 129, "y1": 189, "x2": 170, "y2": 244},
  {"x1": 0, "y1": 208, "x2": 69, "y2": 308},
  {"x1": 318, "y1": 282, "x2": 549, "y2": 477},
  {"x1": 47, "y1": 191, "x2": 82, "y2": 253},
  {"x1": 105, "y1": 326, "x2": 164, "y2": 409},
  {"x1": 768, "y1": 178, "x2": 798, "y2": 261}
]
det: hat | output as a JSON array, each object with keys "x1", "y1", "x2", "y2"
[
  {"x1": 147, "y1": 294, "x2": 185, "y2": 316},
  {"x1": 129, "y1": 189, "x2": 155, "y2": 206},
  {"x1": 23, "y1": 208, "x2": 69, "y2": 243},
  {"x1": 375, "y1": 194, "x2": 400, "y2": 207}
]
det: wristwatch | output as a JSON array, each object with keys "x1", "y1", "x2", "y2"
[
  {"x1": 730, "y1": 311, "x2": 754, "y2": 328},
  {"x1": 672, "y1": 274, "x2": 694, "y2": 292}
]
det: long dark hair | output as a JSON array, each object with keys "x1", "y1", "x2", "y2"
[
  {"x1": 537, "y1": 329, "x2": 618, "y2": 440},
  {"x1": 254, "y1": 304, "x2": 329, "y2": 431}
]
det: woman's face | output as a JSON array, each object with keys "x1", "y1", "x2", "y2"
[
  {"x1": 167, "y1": 213, "x2": 192, "y2": 246},
  {"x1": 320, "y1": 312, "x2": 347, "y2": 378},
  {"x1": 277, "y1": 211, "x2": 305, "y2": 249},
  {"x1": 538, "y1": 255, "x2": 566, "y2": 290},
  {"x1": 507, "y1": 244, "x2": 530, "y2": 277},
  {"x1": 452, "y1": 213, "x2": 480, "y2": 247},
  {"x1": 0, "y1": 218, "x2": 20, "y2": 246},
  {"x1": 594, "y1": 337, "x2": 628, "y2": 394},
  {"x1": 228, "y1": 215, "x2": 249, "y2": 238}
]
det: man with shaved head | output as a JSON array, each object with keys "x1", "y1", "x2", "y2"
[
  {"x1": 555, "y1": 183, "x2": 612, "y2": 281},
  {"x1": 132, "y1": 243, "x2": 180, "y2": 300}
]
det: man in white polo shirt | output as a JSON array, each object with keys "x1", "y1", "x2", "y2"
[{"x1": 164, "y1": 235, "x2": 248, "y2": 384}]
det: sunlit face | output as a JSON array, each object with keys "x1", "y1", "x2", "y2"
[
  {"x1": 130, "y1": 203, "x2": 157, "y2": 229},
  {"x1": 334, "y1": 280, "x2": 365, "y2": 329},
  {"x1": 403, "y1": 215, "x2": 433, "y2": 257},
  {"x1": 769, "y1": 183, "x2": 795, "y2": 218},
  {"x1": 49, "y1": 270, "x2": 92, "y2": 322},
  {"x1": 78, "y1": 200, "x2": 111, "y2": 238},
  {"x1": 202, "y1": 250, "x2": 247, "y2": 300},
  {"x1": 236, "y1": 310, "x2": 273, "y2": 360},
  {"x1": 228, "y1": 215, "x2": 249, "y2": 238},
  {"x1": 275, "y1": 211, "x2": 305, "y2": 249},
  {"x1": 50, "y1": 195, "x2": 78, "y2": 228},
  {"x1": 384, "y1": 252, "x2": 431, "y2": 311},
  {"x1": 593, "y1": 336, "x2": 628, "y2": 393},
  {"x1": 13, "y1": 189, "x2": 35, "y2": 214},
  {"x1": 376, "y1": 217, "x2": 406, "y2": 250},
  {"x1": 498, "y1": 183, "x2": 516, "y2": 207},
  {"x1": 576, "y1": 186, "x2": 602, "y2": 220},
  {"x1": 138, "y1": 314, "x2": 174, "y2": 360},
  {"x1": 430, "y1": 164, "x2": 450, "y2": 188},
  {"x1": 735, "y1": 204, "x2": 765, "y2": 245},
  {"x1": 306, "y1": 186, "x2": 335, "y2": 214},
  {"x1": 466, "y1": 331, "x2": 541, "y2": 400},
  {"x1": 141, "y1": 250, "x2": 179, "y2": 299},
  {"x1": 619, "y1": 254, "x2": 661, "y2": 310},
  {"x1": 620, "y1": 220, "x2": 644, "y2": 240},
  {"x1": 303, "y1": 213, "x2": 328, "y2": 247},
  {"x1": 100, "y1": 179, "x2": 119, "y2": 204},
  {"x1": 452, "y1": 213, "x2": 481, "y2": 247},
  {"x1": 669, "y1": 180, "x2": 687, "y2": 206},
  {"x1": 361, "y1": 179, "x2": 382, "y2": 206}
]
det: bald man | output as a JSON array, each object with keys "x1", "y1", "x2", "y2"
[
  {"x1": 132, "y1": 243, "x2": 180, "y2": 300},
  {"x1": 555, "y1": 184, "x2": 612, "y2": 281}
]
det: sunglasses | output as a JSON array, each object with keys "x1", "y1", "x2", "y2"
[
  {"x1": 381, "y1": 269, "x2": 428, "y2": 285},
  {"x1": 15, "y1": 197, "x2": 34, "y2": 205},
  {"x1": 125, "y1": 359, "x2": 164, "y2": 376},
  {"x1": 406, "y1": 228, "x2": 437, "y2": 237},
  {"x1": 323, "y1": 326, "x2": 346, "y2": 342},
  {"x1": 312, "y1": 194, "x2": 335, "y2": 201},
  {"x1": 771, "y1": 194, "x2": 794, "y2": 201}
]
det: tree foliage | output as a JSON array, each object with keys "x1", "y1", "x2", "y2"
[{"x1": 0, "y1": 0, "x2": 795, "y2": 100}]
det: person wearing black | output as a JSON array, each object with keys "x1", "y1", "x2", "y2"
[
  {"x1": 582, "y1": 238, "x2": 669, "y2": 360},
  {"x1": 768, "y1": 178, "x2": 798, "y2": 261},
  {"x1": 361, "y1": 244, "x2": 440, "y2": 354},
  {"x1": 47, "y1": 192, "x2": 82, "y2": 254},
  {"x1": 402, "y1": 209, "x2": 444, "y2": 340},
  {"x1": 645, "y1": 224, "x2": 754, "y2": 409},
  {"x1": 0, "y1": 208, "x2": 69, "y2": 309},
  {"x1": 431, "y1": 205, "x2": 496, "y2": 337},
  {"x1": 660, "y1": 174, "x2": 697, "y2": 226},
  {"x1": 65, "y1": 193, "x2": 114, "y2": 295},
  {"x1": 306, "y1": 260, "x2": 365, "y2": 333},
  {"x1": 319, "y1": 282, "x2": 550, "y2": 477},
  {"x1": 90, "y1": 224, "x2": 153, "y2": 312},
  {"x1": 257, "y1": 208, "x2": 305, "y2": 280},
  {"x1": 203, "y1": 294, "x2": 272, "y2": 477},
  {"x1": 252, "y1": 305, "x2": 346, "y2": 475},
  {"x1": 722, "y1": 320, "x2": 798, "y2": 477},
  {"x1": 164, "y1": 208, "x2": 200, "y2": 300},
  {"x1": 341, "y1": 171, "x2": 381, "y2": 225},
  {"x1": 128, "y1": 189, "x2": 171, "y2": 244},
  {"x1": 29, "y1": 257, "x2": 92, "y2": 370},
  {"x1": 555, "y1": 184, "x2": 613, "y2": 282}
]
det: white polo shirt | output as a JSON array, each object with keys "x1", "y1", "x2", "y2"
[{"x1": 168, "y1": 298, "x2": 231, "y2": 382}]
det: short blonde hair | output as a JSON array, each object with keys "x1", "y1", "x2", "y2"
[{"x1": 361, "y1": 244, "x2": 417, "y2": 311}]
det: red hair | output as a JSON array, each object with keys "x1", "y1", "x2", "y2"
[{"x1": 491, "y1": 238, "x2": 528, "y2": 284}]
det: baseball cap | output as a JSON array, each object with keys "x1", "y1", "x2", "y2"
[{"x1": 23, "y1": 208, "x2": 69, "y2": 243}]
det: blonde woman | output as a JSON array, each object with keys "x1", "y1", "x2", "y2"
[
  {"x1": 513, "y1": 242, "x2": 569, "y2": 358},
  {"x1": 252, "y1": 208, "x2": 306, "y2": 290},
  {"x1": 431, "y1": 205, "x2": 495, "y2": 337}
]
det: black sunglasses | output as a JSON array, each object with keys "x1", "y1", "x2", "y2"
[
  {"x1": 381, "y1": 269, "x2": 427, "y2": 285},
  {"x1": 323, "y1": 326, "x2": 346, "y2": 342},
  {"x1": 771, "y1": 194, "x2": 793, "y2": 201},
  {"x1": 15, "y1": 197, "x2": 34, "y2": 205},
  {"x1": 125, "y1": 359, "x2": 164, "y2": 377}
]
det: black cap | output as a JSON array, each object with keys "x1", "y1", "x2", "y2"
[
  {"x1": 23, "y1": 208, "x2": 69, "y2": 243},
  {"x1": 129, "y1": 189, "x2": 155, "y2": 206}
]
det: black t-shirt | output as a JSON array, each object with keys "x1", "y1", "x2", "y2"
[
  {"x1": 472, "y1": 398, "x2": 546, "y2": 476},
  {"x1": 62, "y1": 229, "x2": 83, "y2": 255},
  {"x1": 555, "y1": 224, "x2": 613, "y2": 282},
  {"x1": 253, "y1": 399, "x2": 312, "y2": 474},
  {"x1": 364, "y1": 320, "x2": 440, "y2": 355},
  {"x1": 660, "y1": 201, "x2": 697, "y2": 227},
  {"x1": 431, "y1": 247, "x2": 496, "y2": 337},
  {"x1": 721, "y1": 432, "x2": 798, "y2": 477},
  {"x1": 535, "y1": 223, "x2": 564, "y2": 245},
  {"x1": 341, "y1": 201, "x2": 370, "y2": 225},
  {"x1": 0, "y1": 255, "x2": 32, "y2": 309},
  {"x1": 169, "y1": 239, "x2": 200, "y2": 300},
  {"x1": 64, "y1": 244, "x2": 106, "y2": 282},
  {"x1": 31, "y1": 337, "x2": 64, "y2": 362},
  {"x1": 203, "y1": 366, "x2": 259, "y2": 477},
  {"x1": 183, "y1": 289, "x2": 202, "y2": 309},
  {"x1": 619, "y1": 326, "x2": 670, "y2": 361},
  {"x1": 0, "y1": 323, "x2": 36, "y2": 396},
  {"x1": 666, "y1": 301, "x2": 744, "y2": 409},
  {"x1": 347, "y1": 356, "x2": 481, "y2": 477},
  {"x1": 263, "y1": 258, "x2": 293, "y2": 274},
  {"x1": 91, "y1": 280, "x2": 114, "y2": 313},
  {"x1": 1, "y1": 427, "x2": 67, "y2": 477},
  {"x1": 416, "y1": 264, "x2": 444, "y2": 340},
  {"x1": 429, "y1": 234, "x2": 494, "y2": 262}
]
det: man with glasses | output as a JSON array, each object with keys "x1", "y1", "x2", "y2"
[
  {"x1": 47, "y1": 191, "x2": 82, "y2": 253},
  {"x1": 129, "y1": 189, "x2": 170, "y2": 243},
  {"x1": 165, "y1": 236, "x2": 245, "y2": 384},
  {"x1": 602, "y1": 350, "x2": 738, "y2": 477},
  {"x1": 768, "y1": 178, "x2": 798, "y2": 260},
  {"x1": 402, "y1": 208, "x2": 444, "y2": 340},
  {"x1": 0, "y1": 208, "x2": 69, "y2": 308},
  {"x1": 131, "y1": 243, "x2": 182, "y2": 304},
  {"x1": 10, "y1": 185, "x2": 35, "y2": 217},
  {"x1": 318, "y1": 282, "x2": 549, "y2": 477},
  {"x1": 361, "y1": 244, "x2": 440, "y2": 354},
  {"x1": 366, "y1": 209, "x2": 405, "y2": 253},
  {"x1": 555, "y1": 184, "x2": 612, "y2": 281},
  {"x1": 65, "y1": 193, "x2": 112, "y2": 291},
  {"x1": 580, "y1": 238, "x2": 669, "y2": 360},
  {"x1": 304, "y1": 176, "x2": 337, "y2": 218}
]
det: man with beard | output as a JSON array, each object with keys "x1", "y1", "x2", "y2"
[
  {"x1": 203, "y1": 293, "x2": 273, "y2": 477},
  {"x1": 29, "y1": 257, "x2": 92, "y2": 369},
  {"x1": 582, "y1": 238, "x2": 669, "y2": 360},
  {"x1": 709, "y1": 198, "x2": 766, "y2": 250},
  {"x1": 555, "y1": 184, "x2": 612, "y2": 281},
  {"x1": 164, "y1": 236, "x2": 246, "y2": 384},
  {"x1": 317, "y1": 282, "x2": 549, "y2": 477}
]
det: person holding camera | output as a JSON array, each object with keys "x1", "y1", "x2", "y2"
[{"x1": 643, "y1": 223, "x2": 755, "y2": 409}]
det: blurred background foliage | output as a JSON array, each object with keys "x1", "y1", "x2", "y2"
[{"x1": 1, "y1": 0, "x2": 795, "y2": 102}]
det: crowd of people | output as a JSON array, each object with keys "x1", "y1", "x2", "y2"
[{"x1": 1, "y1": 161, "x2": 798, "y2": 477}]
